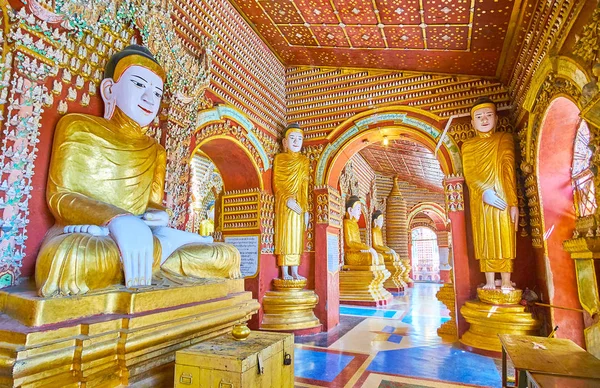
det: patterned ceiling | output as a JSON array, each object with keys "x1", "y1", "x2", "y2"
[
  {"x1": 228, "y1": 0, "x2": 518, "y2": 75},
  {"x1": 360, "y1": 139, "x2": 444, "y2": 191}
]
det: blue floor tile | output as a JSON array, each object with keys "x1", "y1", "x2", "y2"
[
  {"x1": 367, "y1": 344, "x2": 501, "y2": 388},
  {"x1": 340, "y1": 306, "x2": 399, "y2": 318},
  {"x1": 387, "y1": 334, "x2": 404, "y2": 343},
  {"x1": 295, "y1": 348, "x2": 354, "y2": 382},
  {"x1": 381, "y1": 325, "x2": 396, "y2": 333}
]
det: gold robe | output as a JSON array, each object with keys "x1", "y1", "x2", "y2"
[
  {"x1": 199, "y1": 219, "x2": 214, "y2": 236},
  {"x1": 462, "y1": 131, "x2": 517, "y2": 272},
  {"x1": 35, "y1": 109, "x2": 240, "y2": 297},
  {"x1": 273, "y1": 151, "x2": 309, "y2": 266},
  {"x1": 372, "y1": 226, "x2": 399, "y2": 263},
  {"x1": 343, "y1": 218, "x2": 382, "y2": 266}
]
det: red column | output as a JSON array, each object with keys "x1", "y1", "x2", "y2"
[
  {"x1": 313, "y1": 187, "x2": 341, "y2": 331},
  {"x1": 444, "y1": 176, "x2": 472, "y2": 337}
]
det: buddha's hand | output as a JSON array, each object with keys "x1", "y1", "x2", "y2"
[
  {"x1": 482, "y1": 189, "x2": 507, "y2": 210},
  {"x1": 510, "y1": 206, "x2": 519, "y2": 231},
  {"x1": 286, "y1": 198, "x2": 302, "y2": 215},
  {"x1": 108, "y1": 215, "x2": 154, "y2": 287},
  {"x1": 142, "y1": 209, "x2": 169, "y2": 227}
]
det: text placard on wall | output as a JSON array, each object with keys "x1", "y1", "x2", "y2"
[
  {"x1": 224, "y1": 235, "x2": 260, "y2": 278},
  {"x1": 327, "y1": 233, "x2": 340, "y2": 274}
]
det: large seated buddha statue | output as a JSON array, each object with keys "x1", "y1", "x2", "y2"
[
  {"x1": 371, "y1": 210, "x2": 406, "y2": 290},
  {"x1": 339, "y1": 196, "x2": 392, "y2": 305},
  {"x1": 36, "y1": 45, "x2": 241, "y2": 297}
]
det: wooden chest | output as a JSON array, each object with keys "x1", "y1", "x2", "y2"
[{"x1": 174, "y1": 331, "x2": 294, "y2": 388}]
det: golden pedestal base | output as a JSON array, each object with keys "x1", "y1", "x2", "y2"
[
  {"x1": 261, "y1": 279, "x2": 320, "y2": 331},
  {"x1": 0, "y1": 278, "x2": 259, "y2": 387},
  {"x1": 339, "y1": 264, "x2": 392, "y2": 305},
  {"x1": 401, "y1": 258, "x2": 413, "y2": 286},
  {"x1": 383, "y1": 260, "x2": 407, "y2": 290},
  {"x1": 460, "y1": 289, "x2": 540, "y2": 353}
]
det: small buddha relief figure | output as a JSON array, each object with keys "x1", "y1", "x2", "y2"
[
  {"x1": 35, "y1": 45, "x2": 241, "y2": 297},
  {"x1": 199, "y1": 201, "x2": 215, "y2": 237},
  {"x1": 344, "y1": 196, "x2": 382, "y2": 266},
  {"x1": 273, "y1": 123, "x2": 310, "y2": 281},
  {"x1": 462, "y1": 97, "x2": 518, "y2": 291}
]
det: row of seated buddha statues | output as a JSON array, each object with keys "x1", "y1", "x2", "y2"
[
  {"x1": 0, "y1": 45, "x2": 258, "y2": 387},
  {"x1": 340, "y1": 196, "x2": 394, "y2": 305}
]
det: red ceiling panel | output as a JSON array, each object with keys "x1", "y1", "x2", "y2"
[{"x1": 228, "y1": 0, "x2": 518, "y2": 75}]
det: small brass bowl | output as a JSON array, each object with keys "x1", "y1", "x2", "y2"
[{"x1": 232, "y1": 323, "x2": 251, "y2": 341}]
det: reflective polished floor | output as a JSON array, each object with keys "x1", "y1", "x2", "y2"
[{"x1": 294, "y1": 283, "x2": 503, "y2": 388}]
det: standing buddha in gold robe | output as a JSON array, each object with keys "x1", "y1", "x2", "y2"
[
  {"x1": 35, "y1": 45, "x2": 240, "y2": 297},
  {"x1": 273, "y1": 123, "x2": 310, "y2": 280},
  {"x1": 462, "y1": 97, "x2": 518, "y2": 291}
]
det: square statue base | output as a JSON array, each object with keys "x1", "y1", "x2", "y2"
[{"x1": 0, "y1": 278, "x2": 259, "y2": 387}]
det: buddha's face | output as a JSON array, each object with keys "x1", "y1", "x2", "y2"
[
  {"x1": 471, "y1": 106, "x2": 497, "y2": 133},
  {"x1": 284, "y1": 131, "x2": 303, "y2": 153},
  {"x1": 104, "y1": 65, "x2": 164, "y2": 127},
  {"x1": 347, "y1": 201, "x2": 362, "y2": 220},
  {"x1": 374, "y1": 215, "x2": 383, "y2": 228}
]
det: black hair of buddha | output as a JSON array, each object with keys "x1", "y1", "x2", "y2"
[
  {"x1": 471, "y1": 96, "x2": 497, "y2": 110},
  {"x1": 346, "y1": 195, "x2": 360, "y2": 211},
  {"x1": 104, "y1": 45, "x2": 160, "y2": 79},
  {"x1": 372, "y1": 210, "x2": 382, "y2": 222}
]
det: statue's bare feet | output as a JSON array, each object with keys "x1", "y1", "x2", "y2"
[
  {"x1": 482, "y1": 282, "x2": 496, "y2": 290},
  {"x1": 501, "y1": 282, "x2": 515, "y2": 291},
  {"x1": 292, "y1": 273, "x2": 306, "y2": 281},
  {"x1": 282, "y1": 273, "x2": 293, "y2": 280},
  {"x1": 64, "y1": 224, "x2": 109, "y2": 236}
]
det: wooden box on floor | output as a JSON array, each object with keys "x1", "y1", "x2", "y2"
[{"x1": 174, "y1": 331, "x2": 294, "y2": 388}]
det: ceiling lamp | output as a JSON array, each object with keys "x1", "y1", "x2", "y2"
[{"x1": 382, "y1": 136, "x2": 389, "y2": 146}]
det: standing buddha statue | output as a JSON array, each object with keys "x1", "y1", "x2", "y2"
[
  {"x1": 371, "y1": 210, "x2": 406, "y2": 290},
  {"x1": 35, "y1": 45, "x2": 241, "y2": 297},
  {"x1": 462, "y1": 97, "x2": 518, "y2": 291},
  {"x1": 273, "y1": 123, "x2": 310, "y2": 280}
]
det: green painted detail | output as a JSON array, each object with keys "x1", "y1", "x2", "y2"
[{"x1": 0, "y1": 272, "x2": 13, "y2": 289}]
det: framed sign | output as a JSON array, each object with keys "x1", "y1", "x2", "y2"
[
  {"x1": 224, "y1": 235, "x2": 260, "y2": 278},
  {"x1": 327, "y1": 233, "x2": 340, "y2": 274}
]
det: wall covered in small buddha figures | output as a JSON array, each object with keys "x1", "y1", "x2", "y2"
[{"x1": 0, "y1": 0, "x2": 286, "y2": 289}]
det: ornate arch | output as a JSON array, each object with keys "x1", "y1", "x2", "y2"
[
  {"x1": 408, "y1": 202, "x2": 447, "y2": 231},
  {"x1": 314, "y1": 106, "x2": 462, "y2": 187},
  {"x1": 195, "y1": 105, "x2": 277, "y2": 172}
]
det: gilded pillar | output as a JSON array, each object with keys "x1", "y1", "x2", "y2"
[{"x1": 386, "y1": 177, "x2": 412, "y2": 286}]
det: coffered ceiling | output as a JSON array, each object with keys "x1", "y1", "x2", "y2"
[
  {"x1": 228, "y1": 0, "x2": 519, "y2": 75},
  {"x1": 360, "y1": 139, "x2": 444, "y2": 191}
]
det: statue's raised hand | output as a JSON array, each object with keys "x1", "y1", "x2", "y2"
[
  {"x1": 142, "y1": 209, "x2": 169, "y2": 227},
  {"x1": 108, "y1": 215, "x2": 154, "y2": 287},
  {"x1": 482, "y1": 189, "x2": 507, "y2": 210},
  {"x1": 286, "y1": 197, "x2": 302, "y2": 215}
]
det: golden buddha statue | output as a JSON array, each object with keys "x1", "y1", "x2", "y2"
[
  {"x1": 462, "y1": 97, "x2": 518, "y2": 291},
  {"x1": 371, "y1": 210, "x2": 405, "y2": 289},
  {"x1": 35, "y1": 45, "x2": 241, "y2": 297},
  {"x1": 273, "y1": 123, "x2": 310, "y2": 280},
  {"x1": 344, "y1": 196, "x2": 382, "y2": 266},
  {"x1": 199, "y1": 201, "x2": 215, "y2": 237}
]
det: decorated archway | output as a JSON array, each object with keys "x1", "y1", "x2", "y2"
[
  {"x1": 315, "y1": 106, "x2": 461, "y2": 188},
  {"x1": 408, "y1": 202, "x2": 447, "y2": 231}
]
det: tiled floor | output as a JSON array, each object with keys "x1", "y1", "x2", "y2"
[{"x1": 294, "y1": 283, "x2": 503, "y2": 388}]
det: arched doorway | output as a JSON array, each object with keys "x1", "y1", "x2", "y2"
[
  {"x1": 411, "y1": 227, "x2": 440, "y2": 282},
  {"x1": 537, "y1": 96, "x2": 586, "y2": 346}
]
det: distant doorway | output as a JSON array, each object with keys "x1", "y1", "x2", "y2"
[{"x1": 411, "y1": 227, "x2": 440, "y2": 282}]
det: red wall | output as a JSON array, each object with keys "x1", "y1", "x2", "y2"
[{"x1": 537, "y1": 97, "x2": 585, "y2": 346}]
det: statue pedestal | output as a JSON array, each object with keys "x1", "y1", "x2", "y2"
[
  {"x1": 261, "y1": 279, "x2": 321, "y2": 333},
  {"x1": 0, "y1": 278, "x2": 259, "y2": 387},
  {"x1": 383, "y1": 260, "x2": 407, "y2": 292},
  {"x1": 401, "y1": 259, "x2": 414, "y2": 288},
  {"x1": 339, "y1": 264, "x2": 393, "y2": 306},
  {"x1": 460, "y1": 288, "x2": 540, "y2": 354}
]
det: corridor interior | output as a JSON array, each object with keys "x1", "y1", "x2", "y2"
[{"x1": 293, "y1": 283, "x2": 506, "y2": 388}]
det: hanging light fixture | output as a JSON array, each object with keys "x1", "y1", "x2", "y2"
[{"x1": 382, "y1": 135, "x2": 389, "y2": 146}]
